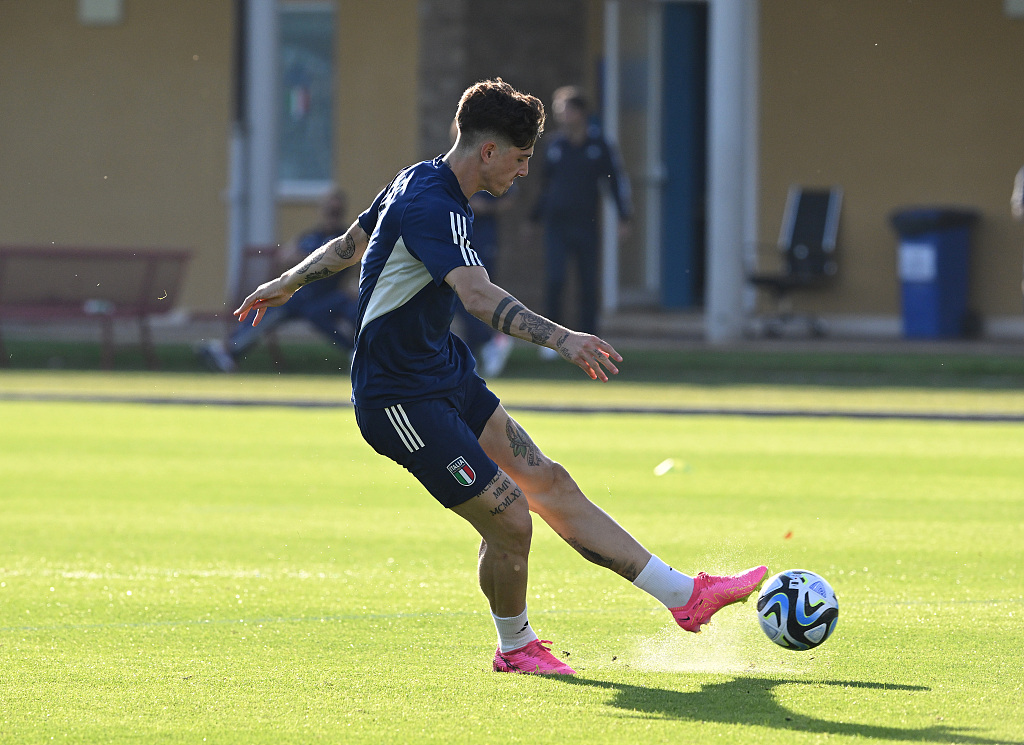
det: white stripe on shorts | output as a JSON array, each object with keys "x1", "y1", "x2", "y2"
[{"x1": 385, "y1": 404, "x2": 425, "y2": 453}]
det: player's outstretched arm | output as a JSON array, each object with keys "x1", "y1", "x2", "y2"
[
  {"x1": 234, "y1": 220, "x2": 369, "y2": 326},
  {"x1": 446, "y1": 265, "x2": 621, "y2": 381}
]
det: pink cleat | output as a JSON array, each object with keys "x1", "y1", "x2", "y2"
[
  {"x1": 493, "y1": 639, "x2": 576, "y2": 675},
  {"x1": 671, "y1": 565, "x2": 769, "y2": 633}
]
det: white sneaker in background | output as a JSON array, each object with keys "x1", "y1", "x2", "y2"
[
  {"x1": 481, "y1": 335, "x2": 513, "y2": 378},
  {"x1": 196, "y1": 340, "x2": 238, "y2": 373}
]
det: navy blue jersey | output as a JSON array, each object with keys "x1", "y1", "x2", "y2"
[{"x1": 351, "y1": 156, "x2": 484, "y2": 408}]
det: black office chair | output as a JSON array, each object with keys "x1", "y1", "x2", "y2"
[{"x1": 748, "y1": 185, "x2": 843, "y2": 337}]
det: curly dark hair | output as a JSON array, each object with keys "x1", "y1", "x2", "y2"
[{"x1": 455, "y1": 78, "x2": 545, "y2": 149}]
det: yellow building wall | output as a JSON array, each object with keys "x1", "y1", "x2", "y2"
[
  {"x1": 0, "y1": 0, "x2": 233, "y2": 311},
  {"x1": 760, "y1": 0, "x2": 1024, "y2": 316},
  {"x1": 278, "y1": 0, "x2": 419, "y2": 263},
  {"x1": 1, "y1": 0, "x2": 419, "y2": 314},
  {"x1": 5, "y1": 1, "x2": 1020, "y2": 320}
]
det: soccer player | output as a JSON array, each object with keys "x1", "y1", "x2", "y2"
[{"x1": 234, "y1": 78, "x2": 766, "y2": 675}]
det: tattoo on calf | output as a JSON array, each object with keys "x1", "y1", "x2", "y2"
[
  {"x1": 561, "y1": 536, "x2": 642, "y2": 580},
  {"x1": 506, "y1": 419, "x2": 541, "y2": 466},
  {"x1": 563, "y1": 536, "x2": 616, "y2": 569}
]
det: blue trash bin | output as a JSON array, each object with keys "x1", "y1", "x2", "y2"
[{"x1": 889, "y1": 207, "x2": 979, "y2": 339}]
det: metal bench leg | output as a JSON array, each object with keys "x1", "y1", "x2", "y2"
[
  {"x1": 100, "y1": 316, "x2": 115, "y2": 370},
  {"x1": 140, "y1": 318, "x2": 159, "y2": 370},
  {"x1": 267, "y1": 331, "x2": 287, "y2": 370}
]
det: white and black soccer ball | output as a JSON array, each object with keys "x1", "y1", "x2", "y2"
[{"x1": 756, "y1": 569, "x2": 838, "y2": 650}]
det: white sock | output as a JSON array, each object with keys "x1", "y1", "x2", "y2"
[
  {"x1": 632, "y1": 555, "x2": 695, "y2": 609},
  {"x1": 492, "y1": 606, "x2": 539, "y2": 653}
]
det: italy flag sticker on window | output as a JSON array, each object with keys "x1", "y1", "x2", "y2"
[{"x1": 447, "y1": 457, "x2": 477, "y2": 487}]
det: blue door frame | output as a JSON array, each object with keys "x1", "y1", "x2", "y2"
[{"x1": 661, "y1": 2, "x2": 707, "y2": 308}]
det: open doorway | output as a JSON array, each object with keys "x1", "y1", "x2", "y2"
[
  {"x1": 606, "y1": 0, "x2": 708, "y2": 311},
  {"x1": 660, "y1": 1, "x2": 707, "y2": 308}
]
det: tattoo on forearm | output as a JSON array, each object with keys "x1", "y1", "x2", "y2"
[
  {"x1": 506, "y1": 419, "x2": 541, "y2": 466},
  {"x1": 298, "y1": 268, "x2": 334, "y2": 286},
  {"x1": 503, "y1": 305, "x2": 527, "y2": 336},
  {"x1": 491, "y1": 296, "x2": 526, "y2": 336},
  {"x1": 517, "y1": 312, "x2": 555, "y2": 345},
  {"x1": 295, "y1": 246, "x2": 336, "y2": 286},
  {"x1": 555, "y1": 331, "x2": 571, "y2": 360},
  {"x1": 491, "y1": 296, "x2": 516, "y2": 331},
  {"x1": 334, "y1": 233, "x2": 356, "y2": 260},
  {"x1": 296, "y1": 247, "x2": 326, "y2": 274},
  {"x1": 489, "y1": 294, "x2": 555, "y2": 344}
]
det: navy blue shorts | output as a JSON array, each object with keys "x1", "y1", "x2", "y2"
[{"x1": 354, "y1": 375, "x2": 501, "y2": 508}]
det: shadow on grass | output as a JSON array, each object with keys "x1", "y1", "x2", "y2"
[{"x1": 556, "y1": 676, "x2": 1019, "y2": 744}]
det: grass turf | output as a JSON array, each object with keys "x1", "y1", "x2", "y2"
[
  {"x1": 7, "y1": 336, "x2": 1024, "y2": 389},
  {"x1": 1, "y1": 377, "x2": 1023, "y2": 743}
]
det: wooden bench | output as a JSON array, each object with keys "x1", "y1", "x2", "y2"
[{"x1": 0, "y1": 246, "x2": 192, "y2": 369}]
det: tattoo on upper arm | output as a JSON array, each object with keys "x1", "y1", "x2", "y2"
[
  {"x1": 516, "y1": 312, "x2": 555, "y2": 344},
  {"x1": 334, "y1": 233, "x2": 356, "y2": 260},
  {"x1": 506, "y1": 419, "x2": 542, "y2": 466}
]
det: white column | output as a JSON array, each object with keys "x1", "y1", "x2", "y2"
[
  {"x1": 644, "y1": 2, "x2": 665, "y2": 298},
  {"x1": 246, "y1": 0, "x2": 278, "y2": 248},
  {"x1": 601, "y1": 0, "x2": 621, "y2": 314},
  {"x1": 225, "y1": 122, "x2": 248, "y2": 303},
  {"x1": 705, "y1": 0, "x2": 757, "y2": 343},
  {"x1": 741, "y1": 1, "x2": 760, "y2": 312}
]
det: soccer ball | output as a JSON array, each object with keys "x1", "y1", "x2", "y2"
[{"x1": 756, "y1": 569, "x2": 838, "y2": 650}]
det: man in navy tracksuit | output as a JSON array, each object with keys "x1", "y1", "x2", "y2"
[{"x1": 531, "y1": 86, "x2": 632, "y2": 336}]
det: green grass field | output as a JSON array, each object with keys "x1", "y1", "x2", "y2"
[{"x1": 2, "y1": 366, "x2": 1023, "y2": 744}]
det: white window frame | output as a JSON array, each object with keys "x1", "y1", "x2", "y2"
[{"x1": 276, "y1": 0, "x2": 336, "y2": 200}]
